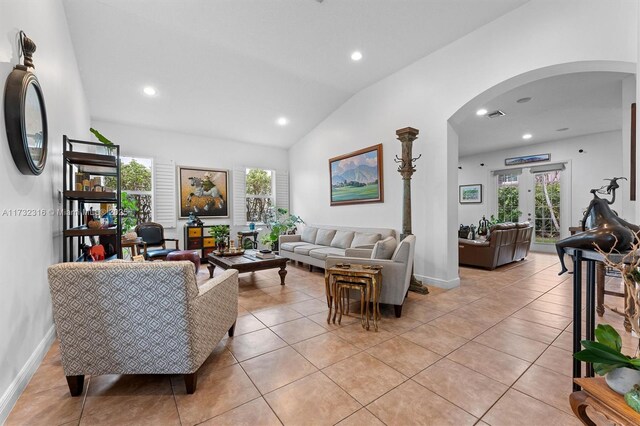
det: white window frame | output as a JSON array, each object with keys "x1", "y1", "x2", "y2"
[{"x1": 245, "y1": 167, "x2": 276, "y2": 225}]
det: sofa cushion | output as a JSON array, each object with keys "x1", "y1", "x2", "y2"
[
  {"x1": 309, "y1": 247, "x2": 346, "y2": 260},
  {"x1": 350, "y1": 232, "x2": 381, "y2": 248},
  {"x1": 281, "y1": 242, "x2": 312, "y2": 252},
  {"x1": 330, "y1": 230, "x2": 355, "y2": 249},
  {"x1": 372, "y1": 237, "x2": 397, "y2": 260},
  {"x1": 293, "y1": 244, "x2": 326, "y2": 255},
  {"x1": 301, "y1": 227, "x2": 318, "y2": 243},
  {"x1": 315, "y1": 229, "x2": 336, "y2": 246}
]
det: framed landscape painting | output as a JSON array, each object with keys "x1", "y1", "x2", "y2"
[
  {"x1": 329, "y1": 144, "x2": 384, "y2": 206},
  {"x1": 178, "y1": 166, "x2": 229, "y2": 218},
  {"x1": 505, "y1": 153, "x2": 550, "y2": 166},
  {"x1": 459, "y1": 184, "x2": 482, "y2": 204}
]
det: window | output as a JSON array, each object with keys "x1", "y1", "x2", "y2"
[
  {"x1": 105, "y1": 157, "x2": 153, "y2": 228},
  {"x1": 497, "y1": 173, "x2": 520, "y2": 223},
  {"x1": 534, "y1": 170, "x2": 561, "y2": 243},
  {"x1": 245, "y1": 168, "x2": 275, "y2": 223}
]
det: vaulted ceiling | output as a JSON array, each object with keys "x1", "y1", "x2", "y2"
[{"x1": 63, "y1": 0, "x2": 529, "y2": 148}]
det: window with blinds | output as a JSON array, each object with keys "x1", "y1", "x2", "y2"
[{"x1": 232, "y1": 167, "x2": 289, "y2": 225}]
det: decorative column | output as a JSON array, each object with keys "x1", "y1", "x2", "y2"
[{"x1": 395, "y1": 127, "x2": 429, "y2": 294}]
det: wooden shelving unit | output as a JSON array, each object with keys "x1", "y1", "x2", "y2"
[{"x1": 62, "y1": 136, "x2": 122, "y2": 262}]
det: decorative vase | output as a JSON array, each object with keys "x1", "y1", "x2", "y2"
[
  {"x1": 478, "y1": 215, "x2": 489, "y2": 236},
  {"x1": 606, "y1": 368, "x2": 640, "y2": 394}
]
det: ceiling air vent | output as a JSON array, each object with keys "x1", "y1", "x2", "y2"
[{"x1": 487, "y1": 110, "x2": 506, "y2": 118}]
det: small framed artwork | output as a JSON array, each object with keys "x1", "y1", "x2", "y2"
[
  {"x1": 505, "y1": 153, "x2": 550, "y2": 166},
  {"x1": 178, "y1": 166, "x2": 229, "y2": 218},
  {"x1": 329, "y1": 144, "x2": 384, "y2": 206},
  {"x1": 459, "y1": 184, "x2": 482, "y2": 204}
]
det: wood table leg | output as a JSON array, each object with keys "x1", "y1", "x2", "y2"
[
  {"x1": 207, "y1": 263, "x2": 215, "y2": 279},
  {"x1": 278, "y1": 265, "x2": 287, "y2": 285}
]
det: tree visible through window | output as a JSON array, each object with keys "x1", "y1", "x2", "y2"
[
  {"x1": 534, "y1": 171, "x2": 561, "y2": 243},
  {"x1": 497, "y1": 173, "x2": 521, "y2": 223},
  {"x1": 246, "y1": 168, "x2": 274, "y2": 223},
  {"x1": 105, "y1": 157, "x2": 153, "y2": 229}
]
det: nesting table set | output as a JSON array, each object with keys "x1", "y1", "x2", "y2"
[{"x1": 325, "y1": 264, "x2": 383, "y2": 331}]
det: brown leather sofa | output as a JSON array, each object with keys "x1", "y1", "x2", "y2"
[{"x1": 458, "y1": 222, "x2": 533, "y2": 270}]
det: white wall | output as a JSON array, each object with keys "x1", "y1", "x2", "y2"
[
  {"x1": 0, "y1": 0, "x2": 91, "y2": 420},
  {"x1": 289, "y1": 0, "x2": 637, "y2": 288},
  {"x1": 458, "y1": 131, "x2": 624, "y2": 229},
  {"x1": 90, "y1": 120, "x2": 289, "y2": 248}
]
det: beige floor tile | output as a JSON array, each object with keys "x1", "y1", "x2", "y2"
[
  {"x1": 534, "y1": 346, "x2": 573, "y2": 377},
  {"x1": 81, "y1": 375, "x2": 179, "y2": 426},
  {"x1": 336, "y1": 408, "x2": 385, "y2": 426},
  {"x1": 401, "y1": 300, "x2": 448, "y2": 321},
  {"x1": 332, "y1": 323, "x2": 396, "y2": 350},
  {"x1": 428, "y1": 313, "x2": 492, "y2": 339},
  {"x1": 293, "y1": 333, "x2": 361, "y2": 369},
  {"x1": 241, "y1": 347, "x2": 317, "y2": 393},
  {"x1": 288, "y1": 298, "x2": 330, "y2": 316},
  {"x1": 493, "y1": 316, "x2": 563, "y2": 344},
  {"x1": 233, "y1": 314, "x2": 266, "y2": 336},
  {"x1": 401, "y1": 324, "x2": 468, "y2": 356},
  {"x1": 6, "y1": 384, "x2": 85, "y2": 426},
  {"x1": 199, "y1": 397, "x2": 282, "y2": 425},
  {"x1": 42, "y1": 340, "x2": 62, "y2": 365},
  {"x1": 306, "y1": 310, "x2": 358, "y2": 330},
  {"x1": 238, "y1": 294, "x2": 282, "y2": 312},
  {"x1": 270, "y1": 317, "x2": 327, "y2": 344},
  {"x1": 527, "y1": 300, "x2": 574, "y2": 318},
  {"x1": 414, "y1": 358, "x2": 508, "y2": 418},
  {"x1": 270, "y1": 290, "x2": 315, "y2": 304},
  {"x1": 482, "y1": 389, "x2": 581, "y2": 426},
  {"x1": 198, "y1": 341, "x2": 238, "y2": 376},
  {"x1": 21, "y1": 361, "x2": 69, "y2": 396},
  {"x1": 447, "y1": 341, "x2": 530, "y2": 386},
  {"x1": 366, "y1": 336, "x2": 441, "y2": 377},
  {"x1": 513, "y1": 364, "x2": 574, "y2": 414},
  {"x1": 226, "y1": 328, "x2": 288, "y2": 361},
  {"x1": 264, "y1": 372, "x2": 361, "y2": 426},
  {"x1": 367, "y1": 380, "x2": 477, "y2": 426},
  {"x1": 253, "y1": 306, "x2": 303, "y2": 327},
  {"x1": 473, "y1": 328, "x2": 548, "y2": 362},
  {"x1": 551, "y1": 331, "x2": 574, "y2": 351},
  {"x1": 512, "y1": 307, "x2": 573, "y2": 329},
  {"x1": 173, "y1": 364, "x2": 260, "y2": 425},
  {"x1": 323, "y1": 352, "x2": 406, "y2": 405}
]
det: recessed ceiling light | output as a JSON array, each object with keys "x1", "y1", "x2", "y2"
[
  {"x1": 517, "y1": 97, "x2": 532, "y2": 103},
  {"x1": 351, "y1": 51, "x2": 363, "y2": 61},
  {"x1": 276, "y1": 117, "x2": 288, "y2": 126},
  {"x1": 556, "y1": 127, "x2": 570, "y2": 132},
  {"x1": 143, "y1": 86, "x2": 157, "y2": 96},
  {"x1": 476, "y1": 108, "x2": 488, "y2": 116},
  {"x1": 522, "y1": 133, "x2": 532, "y2": 140}
]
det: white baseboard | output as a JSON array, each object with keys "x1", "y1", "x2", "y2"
[
  {"x1": 0, "y1": 325, "x2": 56, "y2": 424},
  {"x1": 415, "y1": 274, "x2": 460, "y2": 289}
]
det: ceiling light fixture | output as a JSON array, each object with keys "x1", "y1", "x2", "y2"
[
  {"x1": 516, "y1": 97, "x2": 532, "y2": 103},
  {"x1": 522, "y1": 133, "x2": 532, "y2": 140},
  {"x1": 476, "y1": 108, "x2": 488, "y2": 116},
  {"x1": 351, "y1": 51, "x2": 363, "y2": 61},
  {"x1": 276, "y1": 117, "x2": 289, "y2": 126},
  {"x1": 143, "y1": 86, "x2": 157, "y2": 96}
]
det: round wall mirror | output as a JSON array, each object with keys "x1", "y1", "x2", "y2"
[{"x1": 4, "y1": 69, "x2": 48, "y2": 175}]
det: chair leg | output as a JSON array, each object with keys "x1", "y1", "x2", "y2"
[
  {"x1": 394, "y1": 304, "x2": 403, "y2": 318},
  {"x1": 228, "y1": 320, "x2": 237, "y2": 337},
  {"x1": 66, "y1": 375, "x2": 85, "y2": 397},
  {"x1": 184, "y1": 372, "x2": 197, "y2": 394}
]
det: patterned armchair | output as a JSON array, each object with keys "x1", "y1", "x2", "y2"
[
  {"x1": 135, "y1": 221, "x2": 180, "y2": 260},
  {"x1": 47, "y1": 261, "x2": 238, "y2": 396}
]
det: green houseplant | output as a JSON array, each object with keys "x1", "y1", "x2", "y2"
[
  {"x1": 260, "y1": 208, "x2": 303, "y2": 251},
  {"x1": 209, "y1": 225, "x2": 230, "y2": 251}
]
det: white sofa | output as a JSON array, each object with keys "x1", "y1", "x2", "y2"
[{"x1": 279, "y1": 224, "x2": 397, "y2": 270}]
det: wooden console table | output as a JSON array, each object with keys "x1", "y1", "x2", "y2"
[{"x1": 570, "y1": 377, "x2": 640, "y2": 425}]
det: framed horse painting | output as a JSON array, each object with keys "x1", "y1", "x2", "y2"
[{"x1": 178, "y1": 166, "x2": 229, "y2": 218}]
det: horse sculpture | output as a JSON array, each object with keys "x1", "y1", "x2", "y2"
[
  {"x1": 186, "y1": 176, "x2": 225, "y2": 212},
  {"x1": 555, "y1": 177, "x2": 639, "y2": 275}
]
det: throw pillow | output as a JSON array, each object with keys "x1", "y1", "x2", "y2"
[
  {"x1": 350, "y1": 232, "x2": 382, "y2": 248},
  {"x1": 301, "y1": 226, "x2": 318, "y2": 243},
  {"x1": 371, "y1": 237, "x2": 397, "y2": 259},
  {"x1": 330, "y1": 230, "x2": 355, "y2": 249},
  {"x1": 315, "y1": 228, "x2": 337, "y2": 246}
]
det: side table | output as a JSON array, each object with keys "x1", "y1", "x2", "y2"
[
  {"x1": 570, "y1": 377, "x2": 640, "y2": 425},
  {"x1": 325, "y1": 265, "x2": 383, "y2": 331}
]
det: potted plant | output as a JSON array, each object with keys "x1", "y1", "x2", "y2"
[
  {"x1": 574, "y1": 324, "x2": 640, "y2": 394},
  {"x1": 209, "y1": 225, "x2": 230, "y2": 251},
  {"x1": 260, "y1": 208, "x2": 303, "y2": 252}
]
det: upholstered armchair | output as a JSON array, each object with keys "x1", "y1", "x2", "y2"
[
  {"x1": 47, "y1": 261, "x2": 238, "y2": 396},
  {"x1": 325, "y1": 235, "x2": 416, "y2": 318},
  {"x1": 135, "y1": 221, "x2": 179, "y2": 260}
]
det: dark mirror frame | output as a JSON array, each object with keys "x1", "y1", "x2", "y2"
[{"x1": 4, "y1": 66, "x2": 48, "y2": 175}]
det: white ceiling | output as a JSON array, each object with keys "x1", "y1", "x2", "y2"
[
  {"x1": 62, "y1": 0, "x2": 528, "y2": 148},
  {"x1": 452, "y1": 71, "x2": 631, "y2": 157}
]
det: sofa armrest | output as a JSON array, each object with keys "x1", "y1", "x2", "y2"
[
  {"x1": 344, "y1": 248, "x2": 373, "y2": 258},
  {"x1": 279, "y1": 234, "x2": 301, "y2": 244},
  {"x1": 458, "y1": 238, "x2": 490, "y2": 248}
]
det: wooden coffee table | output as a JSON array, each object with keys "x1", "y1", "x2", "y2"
[{"x1": 207, "y1": 251, "x2": 288, "y2": 285}]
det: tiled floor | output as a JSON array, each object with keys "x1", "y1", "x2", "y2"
[{"x1": 7, "y1": 253, "x2": 637, "y2": 425}]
